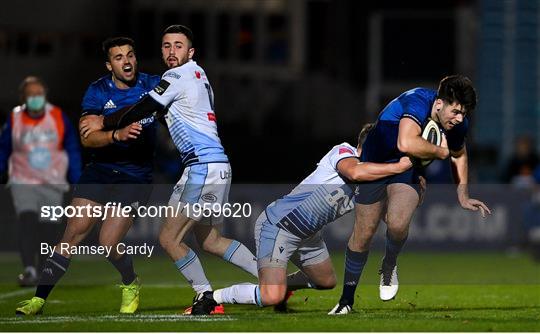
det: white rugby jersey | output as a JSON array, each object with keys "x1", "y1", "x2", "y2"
[
  {"x1": 265, "y1": 143, "x2": 358, "y2": 238},
  {"x1": 149, "y1": 60, "x2": 228, "y2": 166}
]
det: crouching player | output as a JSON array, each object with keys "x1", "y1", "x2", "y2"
[{"x1": 189, "y1": 124, "x2": 420, "y2": 314}]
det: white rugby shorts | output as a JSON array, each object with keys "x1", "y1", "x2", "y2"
[{"x1": 168, "y1": 162, "x2": 231, "y2": 225}]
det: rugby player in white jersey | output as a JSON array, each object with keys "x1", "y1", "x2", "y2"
[
  {"x1": 83, "y1": 25, "x2": 258, "y2": 314},
  {"x1": 189, "y1": 124, "x2": 419, "y2": 314}
]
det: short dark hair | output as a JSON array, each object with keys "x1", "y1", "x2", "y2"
[
  {"x1": 163, "y1": 25, "x2": 194, "y2": 47},
  {"x1": 102, "y1": 37, "x2": 135, "y2": 61},
  {"x1": 357, "y1": 123, "x2": 375, "y2": 147},
  {"x1": 437, "y1": 75, "x2": 477, "y2": 113}
]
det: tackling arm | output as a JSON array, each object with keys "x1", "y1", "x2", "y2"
[
  {"x1": 79, "y1": 127, "x2": 115, "y2": 148},
  {"x1": 103, "y1": 95, "x2": 165, "y2": 129},
  {"x1": 79, "y1": 96, "x2": 164, "y2": 140},
  {"x1": 397, "y1": 118, "x2": 449, "y2": 160},
  {"x1": 337, "y1": 156, "x2": 413, "y2": 182},
  {"x1": 79, "y1": 116, "x2": 143, "y2": 148}
]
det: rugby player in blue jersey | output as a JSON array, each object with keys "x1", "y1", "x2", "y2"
[
  {"x1": 329, "y1": 75, "x2": 492, "y2": 315},
  {"x1": 16, "y1": 37, "x2": 160, "y2": 315},
  {"x1": 81, "y1": 25, "x2": 259, "y2": 315},
  {"x1": 187, "y1": 124, "x2": 416, "y2": 314}
]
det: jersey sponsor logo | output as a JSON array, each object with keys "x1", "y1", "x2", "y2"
[
  {"x1": 207, "y1": 113, "x2": 216, "y2": 122},
  {"x1": 153, "y1": 80, "x2": 171, "y2": 95},
  {"x1": 138, "y1": 116, "x2": 155, "y2": 126},
  {"x1": 201, "y1": 193, "x2": 217, "y2": 203},
  {"x1": 195, "y1": 71, "x2": 201, "y2": 79},
  {"x1": 163, "y1": 72, "x2": 181, "y2": 80},
  {"x1": 278, "y1": 246, "x2": 285, "y2": 254},
  {"x1": 104, "y1": 99, "x2": 117, "y2": 109},
  {"x1": 339, "y1": 147, "x2": 354, "y2": 155},
  {"x1": 220, "y1": 170, "x2": 232, "y2": 180}
]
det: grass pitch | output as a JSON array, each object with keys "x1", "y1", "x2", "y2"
[{"x1": 0, "y1": 251, "x2": 538, "y2": 331}]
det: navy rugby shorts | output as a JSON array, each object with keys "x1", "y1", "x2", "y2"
[
  {"x1": 73, "y1": 163, "x2": 152, "y2": 207},
  {"x1": 354, "y1": 167, "x2": 424, "y2": 204}
]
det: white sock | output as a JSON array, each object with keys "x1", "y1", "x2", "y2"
[
  {"x1": 25, "y1": 266, "x2": 37, "y2": 277},
  {"x1": 214, "y1": 283, "x2": 263, "y2": 306},
  {"x1": 223, "y1": 240, "x2": 258, "y2": 277},
  {"x1": 174, "y1": 249, "x2": 212, "y2": 294}
]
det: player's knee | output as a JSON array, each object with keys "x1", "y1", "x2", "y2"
[
  {"x1": 386, "y1": 223, "x2": 409, "y2": 240},
  {"x1": 260, "y1": 286, "x2": 286, "y2": 306},
  {"x1": 320, "y1": 273, "x2": 337, "y2": 289},
  {"x1": 312, "y1": 272, "x2": 337, "y2": 290},
  {"x1": 348, "y1": 234, "x2": 374, "y2": 251}
]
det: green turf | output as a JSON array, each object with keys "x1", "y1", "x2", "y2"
[{"x1": 0, "y1": 251, "x2": 538, "y2": 331}]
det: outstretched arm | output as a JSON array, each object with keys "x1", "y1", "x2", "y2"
[
  {"x1": 337, "y1": 156, "x2": 413, "y2": 182},
  {"x1": 450, "y1": 145, "x2": 491, "y2": 218}
]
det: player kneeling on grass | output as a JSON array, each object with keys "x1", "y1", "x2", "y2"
[{"x1": 189, "y1": 124, "x2": 420, "y2": 315}]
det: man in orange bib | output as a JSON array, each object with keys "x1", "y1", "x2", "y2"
[{"x1": 0, "y1": 76, "x2": 81, "y2": 286}]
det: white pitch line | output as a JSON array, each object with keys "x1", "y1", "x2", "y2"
[
  {"x1": 0, "y1": 288, "x2": 34, "y2": 300},
  {"x1": 0, "y1": 314, "x2": 237, "y2": 324}
]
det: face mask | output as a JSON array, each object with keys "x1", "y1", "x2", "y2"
[{"x1": 26, "y1": 95, "x2": 46, "y2": 112}]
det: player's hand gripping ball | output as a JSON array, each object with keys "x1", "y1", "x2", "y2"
[{"x1": 419, "y1": 119, "x2": 442, "y2": 167}]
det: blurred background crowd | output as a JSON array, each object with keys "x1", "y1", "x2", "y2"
[{"x1": 0, "y1": 0, "x2": 538, "y2": 183}]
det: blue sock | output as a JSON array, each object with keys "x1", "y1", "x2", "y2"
[
  {"x1": 383, "y1": 231, "x2": 407, "y2": 268},
  {"x1": 339, "y1": 247, "x2": 369, "y2": 306},
  {"x1": 36, "y1": 252, "x2": 71, "y2": 300},
  {"x1": 107, "y1": 254, "x2": 136, "y2": 285},
  {"x1": 174, "y1": 249, "x2": 212, "y2": 294},
  {"x1": 223, "y1": 240, "x2": 258, "y2": 277}
]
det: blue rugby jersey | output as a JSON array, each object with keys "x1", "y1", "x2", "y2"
[
  {"x1": 360, "y1": 88, "x2": 468, "y2": 164},
  {"x1": 81, "y1": 72, "x2": 160, "y2": 181}
]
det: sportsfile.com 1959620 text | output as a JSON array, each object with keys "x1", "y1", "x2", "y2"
[{"x1": 40, "y1": 202, "x2": 252, "y2": 221}]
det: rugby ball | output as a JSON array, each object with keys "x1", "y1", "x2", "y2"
[{"x1": 420, "y1": 119, "x2": 442, "y2": 166}]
